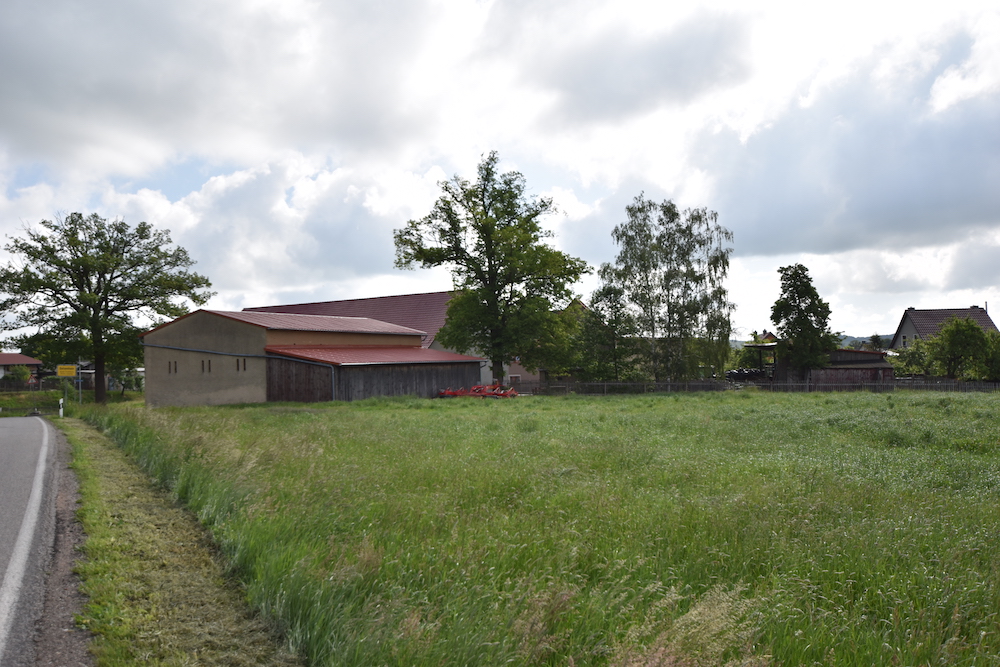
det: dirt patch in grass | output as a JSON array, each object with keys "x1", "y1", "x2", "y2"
[{"x1": 59, "y1": 418, "x2": 302, "y2": 666}]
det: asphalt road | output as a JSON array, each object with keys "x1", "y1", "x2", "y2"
[{"x1": 0, "y1": 417, "x2": 57, "y2": 667}]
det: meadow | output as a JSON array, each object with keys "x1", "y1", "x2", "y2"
[{"x1": 77, "y1": 391, "x2": 1000, "y2": 666}]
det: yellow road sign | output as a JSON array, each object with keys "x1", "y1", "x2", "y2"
[{"x1": 56, "y1": 365, "x2": 78, "y2": 377}]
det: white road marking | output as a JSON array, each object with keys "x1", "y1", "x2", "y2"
[{"x1": 0, "y1": 417, "x2": 49, "y2": 661}]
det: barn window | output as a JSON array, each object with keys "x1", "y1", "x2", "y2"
[
  {"x1": 173, "y1": 361, "x2": 177, "y2": 374},
  {"x1": 208, "y1": 359, "x2": 211, "y2": 373},
  {"x1": 202, "y1": 360, "x2": 205, "y2": 373},
  {"x1": 243, "y1": 358, "x2": 246, "y2": 371}
]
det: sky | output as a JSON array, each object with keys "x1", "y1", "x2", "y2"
[{"x1": 2, "y1": 0, "x2": 999, "y2": 340}]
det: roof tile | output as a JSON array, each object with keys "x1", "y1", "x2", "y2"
[
  {"x1": 265, "y1": 345, "x2": 483, "y2": 366},
  {"x1": 245, "y1": 291, "x2": 453, "y2": 348}
]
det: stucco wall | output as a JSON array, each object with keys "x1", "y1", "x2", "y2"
[
  {"x1": 894, "y1": 318, "x2": 920, "y2": 349},
  {"x1": 143, "y1": 312, "x2": 268, "y2": 407}
]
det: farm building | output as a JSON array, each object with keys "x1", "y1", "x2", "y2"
[
  {"x1": 889, "y1": 306, "x2": 998, "y2": 349},
  {"x1": 808, "y1": 349, "x2": 894, "y2": 386},
  {"x1": 244, "y1": 291, "x2": 539, "y2": 385},
  {"x1": 0, "y1": 353, "x2": 44, "y2": 380},
  {"x1": 742, "y1": 344, "x2": 894, "y2": 386},
  {"x1": 141, "y1": 310, "x2": 484, "y2": 407}
]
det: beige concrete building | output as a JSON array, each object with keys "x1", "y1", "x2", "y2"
[{"x1": 141, "y1": 310, "x2": 483, "y2": 407}]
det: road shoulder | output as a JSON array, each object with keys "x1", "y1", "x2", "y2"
[
  {"x1": 57, "y1": 417, "x2": 301, "y2": 666},
  {"x1": 34, "y1": 421, "x2": 92, "y2": 667}
]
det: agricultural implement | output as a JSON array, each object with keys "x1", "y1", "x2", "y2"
[{"x1": 437, "y1": 383, "x2": 519, "y2": 399}]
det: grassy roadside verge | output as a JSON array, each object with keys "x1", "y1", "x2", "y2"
[
  {"x1": 56, "y1": 417, "x2": 302, "y2": 666},
  {"x1": 70, "y1": 391, "x2": 1000, "y2": 666}
]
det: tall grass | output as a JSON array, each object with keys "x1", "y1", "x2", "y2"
[{"x1": 75, "y1": 392, "x2": 1000, "y2": 665}]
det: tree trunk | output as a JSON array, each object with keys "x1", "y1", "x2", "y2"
[
  {"x1": 92, "y1": 319, "x2": 107, "y2": 404},
  {"x1": 93, "y1": 353, "x2": 107, "y2": 404},
  {"x1": 491, "y1": 359, "x2": 505, "y2": 383}
]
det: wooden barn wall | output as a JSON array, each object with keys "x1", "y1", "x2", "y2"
[
  {"x1": 810, "y1": 367, "x2": 894, "y2": 386},
  {"x1": 337, "y1": 362, "x2": 481, "y2": 401},
  {"x1": 267, "y1": 357, "x2": 333, "y2": 402}
]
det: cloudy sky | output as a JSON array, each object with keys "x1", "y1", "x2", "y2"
[{"x1": 2, "y1": 0, "x2": 999, "y2": 339}]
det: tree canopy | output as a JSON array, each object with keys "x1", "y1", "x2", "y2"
[
  {"x1": 0, "y1": 212, "x2": 213, "y2": 402},
  {"x1": 927, "y1": 317, "x2": 989, "y2": 379},
  {"x1": 770, "y1": 264, "x2": 839, "y2": 372},
  {"x1": 393, "y1": 152, "x2": 588, "y2": 381},
  {"x1": 596, "y1": 194, "x2": 733, "y2": 381}
]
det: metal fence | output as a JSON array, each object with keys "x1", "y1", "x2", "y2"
[{"x1": 515, "y1": 379, "x2": 1000, "y2": 395}]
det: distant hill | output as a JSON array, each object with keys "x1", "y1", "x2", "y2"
[{"x1": 732, "y1": 335, "x2": 890, "y2": 349}]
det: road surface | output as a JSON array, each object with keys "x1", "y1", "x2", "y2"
[{"x1": 0, "y1": 416, "x2": 57, "y2": 667}]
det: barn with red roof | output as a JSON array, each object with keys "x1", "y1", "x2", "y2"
[{"x1": 140, "y1": 309, "x2": 483, "y2": 407}]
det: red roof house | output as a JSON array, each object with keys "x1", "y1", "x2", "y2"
[
  {"x1": 889, "y1": 306, "x2": 999, "y2": 349},
  {"x1": 0, "y1": 353, "x2": 44, "y2": 379}
]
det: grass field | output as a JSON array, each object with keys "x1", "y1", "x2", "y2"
[{"x1": 76, "y1": 391, "x2": 1000, "y2": 666}]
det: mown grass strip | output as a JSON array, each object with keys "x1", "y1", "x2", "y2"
[{"x1": 58, "y1": 417, "x2": 302, "y2": 666}]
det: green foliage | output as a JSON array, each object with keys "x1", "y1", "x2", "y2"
[
  {"x1": 981, "y1": 330, "x2": 1000, "y2": 381},
  {"x1": 81, "y1": 392, "x2": 1000, "y2": 666},
  {"x1": 770, "y1": 264, "x2": 839, "y2": 371},
  {"x1": 891, "y1": 337, "x2": 934, "y2": 376},
  {"x1": 394, "y1": 152, "x2": 588, "y2": 380},
  {"x1": 575, "y1": 283, "x2": 639, "y2": 381},
  {"x1": 926, "y1": 316, "x2": 987, "y2": 379},
  {"x1": 5, "y1": 363, "x2": 31, "y2": 382},
  {"x1": 596, "y1": 194, "x2": 734, "y2": 381},
  {"x1": 0, "y1": 213, "x2": 213, "y2": 403},
  {"x1": 869, "y1": 333, "x2": 885, "y2": 351}
]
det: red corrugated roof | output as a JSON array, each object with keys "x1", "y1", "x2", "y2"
[
  {"x1": 142, "y1": 310, "x2": 425, "y2": 337},
  {"x1": 0, "y1": 353, "x2": 43, "y2": 366},
  {"x1": 265, "y1": 345, "x2": 483, "y2": 366},
  {"x1": 245, "y1": 291, "x2": 453, "y2": 348}
]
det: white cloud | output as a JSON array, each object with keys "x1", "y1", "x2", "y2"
[{"x1": 2, "y1": 0, "x2": 1000, "y2": 349}]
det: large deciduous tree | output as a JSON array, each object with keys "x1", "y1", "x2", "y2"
[
  {"x1": 596, "y1": 194, "x2": 733, "y2": 381},
  {"x1": 576, "y1": 283, "x2": 639, "y2": 382},
  {"x1": 927, "y1": 316, "x2": 988, "y2": 379},
  {"x1": 0, "y1": 212, "x2": 213, "y2": 403},
  {"x1": 770, "y1": 264, "x2": 839, "y2": 372},
  {"x1": 393, "y1": 152, "x2": 588, "y2": 381}
]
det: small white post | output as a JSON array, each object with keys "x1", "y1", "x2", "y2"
[{"x1": 59, "y1": 398, "x2": 64, "y2": 418}]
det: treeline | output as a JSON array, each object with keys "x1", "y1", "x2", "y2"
[{"x1": 396, "y1": 153, "x2": 736, "y2": 383}]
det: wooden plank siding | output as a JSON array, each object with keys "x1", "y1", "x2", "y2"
[
  {"x1": 266, "y1": 357, "x2": 333, "y2": 402},
  {"x1": 267, "y1": 357, "x2": 482, "y2": 402},
  {"x1": 810, "y1": 367, "x2": 894, "y2": 386},
  {"x1": 336, "y1": 362, "x2": 481, "y2": 401}
]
